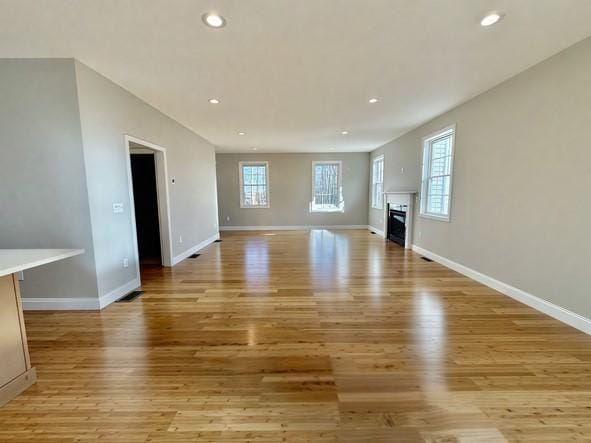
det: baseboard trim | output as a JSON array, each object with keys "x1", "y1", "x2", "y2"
[
  {"x1": 172, "y1": 232, "x2": 220, "y2": 265},
  {"x1": 22, "y1": 297, "x2": 100, "y2": 311},
  {"x1": 99, "y1": 278, "x2": 140, "y2": 309},
  {"x1": 22, "y1": 278, "x2": 140, "y2": 311},
  {"x1": 0, "y1": 368, "x2": 36, "y2": 408},
  {"x1": 412, "y1": 245, "x2": 591, "y2": 335},
  {"x1": 368, "y1": 225, "x2": 385, "y2": 237},
  {"x1": 219, "y1": 225, "x2": 369, "y2": 231}
]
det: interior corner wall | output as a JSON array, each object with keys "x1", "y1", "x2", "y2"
[
  {"x1": 216, "y1": 152, "x2": 370, "y2": 228},
  {"x1": 369, "y1": 36, "x2": 591, "y2": 320},
  {"x1": 73, "y1": 61, "x2": 219, "y2": 299},
  {"x1": 0, "y1": 58, "x2": 100, "y2": 301}
]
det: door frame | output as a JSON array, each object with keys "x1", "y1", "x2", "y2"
[{"x1": 124, "y1": 135, "x2": 173, "y2": 278}]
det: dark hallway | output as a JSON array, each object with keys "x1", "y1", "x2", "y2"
[{"x1": 130, "y1": 153, "x2": 162, "y2": 265}]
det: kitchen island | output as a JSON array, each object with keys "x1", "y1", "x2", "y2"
[{"x1": 0, "y1": 249, "x2": 84, "y2": 407}]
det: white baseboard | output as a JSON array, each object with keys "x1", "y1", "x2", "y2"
[
  {"x1": 22, "y1": 297, "x2": 101, "y2": 311},
  {"x1": 99, "y1": 278, "x2": 140, "y2": 309},
  {"x1": 219, "y1": 225, "x2": 369, "y2": 231},
  {"x1": 412, "y1": 245, "x2": 591, "y2": 335},
  {"x1": 171, "y1": 232, "x2": 220, "y2": 265},
  {"x1": 22, "y1": 277, "x2": 141, "y2": 311},
  {"x1": 368, "y1": 225, "x2": 385, "y2": 237}
]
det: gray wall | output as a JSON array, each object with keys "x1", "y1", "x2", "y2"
[
  {"x1": 0, "y1": 58, "x2": 219, "y2": 303},
  {"x1": 369, "y1": 36, "x2": 591, "y2": 319},
  {"x1": 0, "y1": 59, "x2": 99, "y2": 300},
  {"x1": 217, "y1": 153, "x2": 369, "y2": 227},
  {"x1": 75, "y1": 61, "x2": 219, "y2": 298}
]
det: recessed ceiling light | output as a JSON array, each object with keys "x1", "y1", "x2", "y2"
[
  {"x1": 369, "y1": 98, "x2": 378, "y2": 104},
  {"x1": 208, "y1": 98, "x2": 220, "y2": 104},
  {"x1": 480, "y1": 12, "x2": 504, "y2": 27},
  {"x1": 202, "y1": 12, "x2": 226, "y2": 28},
  {"x1": 238, "y1": 131, "x2": 246, "y2": 136},
  {"x1": 341, "y1": 130, "x2": 349, "y2": 135}
]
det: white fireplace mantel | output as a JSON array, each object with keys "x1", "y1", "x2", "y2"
[{"x1": 382, "y1": 191, "x2": 417, "y2": 249}]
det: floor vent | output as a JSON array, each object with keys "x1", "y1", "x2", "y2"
[
  {"x1": 116, "y1": 291, "x2": 143, "y2": 303},
  {"x1": 189, "y1": 254, "x2": 200, "y2": 258},
  {"x1": 421, "y1": 257, "x2": 434, "y2": 262},
  {"x1": 214, "y1": 239, "x2": 222, "y2": 243}
]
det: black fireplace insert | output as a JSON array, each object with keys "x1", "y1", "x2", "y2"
[{"x1": 388, "y1": 206, "x2": 407, "y2": 247}]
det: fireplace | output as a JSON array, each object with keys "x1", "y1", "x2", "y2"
[
  {"x1": 382, "y1": 192, "x2": 417, "y2": 249},
  {"x1": 388, "y1": 205, "x2": 407, "y2": 246}
]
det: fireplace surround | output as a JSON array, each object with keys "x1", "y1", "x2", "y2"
[{"x1": 382, "y1": 191, "x2": 417, "y2": 249}]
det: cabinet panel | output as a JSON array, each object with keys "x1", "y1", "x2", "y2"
[{"x1": 0, "y1": 275, "x2": 26, "y2": 387}]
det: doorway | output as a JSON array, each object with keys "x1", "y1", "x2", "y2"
[
  {"x1": 130, "y1": 153, "x2": 162, "y2": 264},
  {"x1": 124, "y1": 135, "x2": 173, "y2": 284}
]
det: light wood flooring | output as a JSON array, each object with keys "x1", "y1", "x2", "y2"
[{"x1": 1, "y1": 230, "x2": 590, "y2": 442}]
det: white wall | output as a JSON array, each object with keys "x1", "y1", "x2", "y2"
[{"x1": 369, "y1": 36, "x2": 591, "y2": 320}]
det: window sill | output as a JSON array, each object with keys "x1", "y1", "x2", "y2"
[
  {"x1": 371, "y1": 205, "x2": 383, "y2": 210},
  {"x1": 310, "y1": 209, "x2": 344, "y2": 213},
  {"x1": 419, "y1": 212, "x2": 450, "y2": 222},
  {"x1": 240, "y1": 205, "x2": 270, "y2": 209}
]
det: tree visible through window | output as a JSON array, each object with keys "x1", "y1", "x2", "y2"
[
  {"x1": 420, "y1": 125, "x2": 455, "y2": 220},
  {"x1": 240, "y1": 162, "x2": 269, "y2": 208},
  {"x1": 311, "y1": 161, "x2": 343, "y2": 212}
]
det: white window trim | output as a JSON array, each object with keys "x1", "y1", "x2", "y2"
[
  {"x1": 371, "y1": 154, "x2": 385, "y2": 209},
  {"x1": 419, "y1": 124, "x2": 456, "y2": 222},
  {"x1": 239, "y1": 161, "x2": 270, "y2": 209},
  {"x1": 310, "y1": 160, "x2": 344, "y2": 213}
]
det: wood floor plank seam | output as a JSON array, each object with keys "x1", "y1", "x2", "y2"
[{"x1": 0, "y1": 230, "x2": 590, "y2": 442}]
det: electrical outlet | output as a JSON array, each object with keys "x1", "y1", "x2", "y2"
[
  {"x1": 179, "y1": 235, "x2": 183, "y2": 244},
  {"x1": 123, "y1": 258, "x2": 129, "y2": 268},
  {"x1": 226, "y1": 216, "x2": 230, "y2": 222},
  {"x1": 400, "y1": 167, "x2": 404, "y2": 174},
  {"x1": 418, "y1": 231, "x2": 422, "y2": 239}
]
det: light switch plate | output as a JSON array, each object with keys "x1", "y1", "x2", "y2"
[{"x1": 113, "y1": 203, "x2": 124, "y2": 214}]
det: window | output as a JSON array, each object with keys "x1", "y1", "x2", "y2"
[
  {"x1": 239, "y1": 161, "x2": 269, "y2": 208},
  {"x1": 310, "y1": 161, "x2": 344, "y2": 212},
  {"x1": 420, "y1": 125, "x2": 455, "y2": 221},
  {"x1": 371, "y1": 155, "x2": 384, "y2": 209}
]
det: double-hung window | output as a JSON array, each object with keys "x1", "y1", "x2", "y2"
[
  {"x1": 310, "y1": 161, "x2": 344, "y2": 212},
  {"x1": 420, "y1": 125, "x2": 455, "y2": 221},
  {"x1": 239, "y1": 161, "x2": 269, "y2": 208},
  {"x1": 371, "y1": 155, "x2": 384, "y2": 209}
]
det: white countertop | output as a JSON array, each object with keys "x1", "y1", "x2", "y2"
[{"x1": 0, "y1": 249, "x2": 85, "y2": 278}]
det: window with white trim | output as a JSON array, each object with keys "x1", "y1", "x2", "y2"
[
  {"x1": 310, "y1": 161, "x2": 344, "y2": 212},
  {"x1": 420, "y1": 125, "x2": 455, "y2": 221},
  {"x1": 239, "y1": 161, "x2": 269, "y2": 208},
  {"x1": 371, "y1": 155, "x2": 384, "y2": 209}
]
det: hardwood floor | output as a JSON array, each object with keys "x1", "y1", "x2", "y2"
[{"x1": 1, "y1": 229, "x2": 590, "y2": 442}]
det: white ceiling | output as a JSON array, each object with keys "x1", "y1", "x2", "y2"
[{"x1": 1, "y1": 0, "x2": 591, "y2": 153}]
